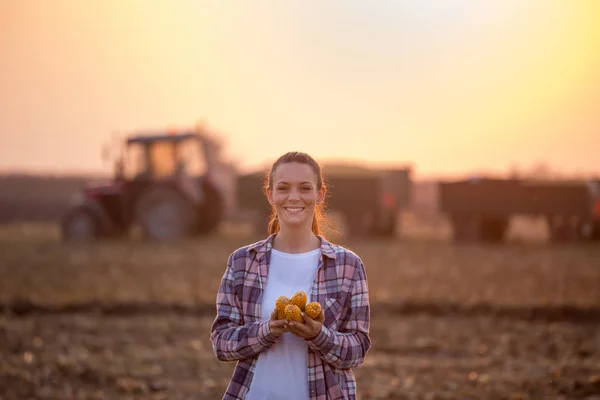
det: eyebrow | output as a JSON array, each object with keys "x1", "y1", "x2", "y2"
[{"x1": 275, "y1": 181, "x2": 313, "y2": 185}]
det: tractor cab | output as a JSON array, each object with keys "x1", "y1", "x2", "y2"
[
  {"x1": 120, "y1": 132, "x2": 211, "y2": 181},
  {"x1": 62, "y1": 128, "x2": 225, "y2": 241}
]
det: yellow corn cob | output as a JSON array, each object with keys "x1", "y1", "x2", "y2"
[
  {"x1": 304, "y1": 301, "x2": 322, "y2": 320},
  {"x1": 275, "y1": 296, "x2": 290, "y2": 320},
  {"x1": 290, "y1": 291, "x2": 307, "y2": 311},
  {"x1": 284, "y1": 304, "x2": 303, "y2": 323}
]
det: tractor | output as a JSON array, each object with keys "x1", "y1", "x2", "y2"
[{"x1": 61, "y1": 129, "x2": 225, "y2": 241}]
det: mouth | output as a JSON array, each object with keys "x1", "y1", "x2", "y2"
[{"x1": 284, "y1": 207, "x2": 305, "y2": 213}]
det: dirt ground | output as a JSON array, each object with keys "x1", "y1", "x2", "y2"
[
  {"x1": 2, "y1": 311, "x2": 599, "y2": 400},
  {"x1": 1, "y1": 223, "x2": 599, "y2": 399}
]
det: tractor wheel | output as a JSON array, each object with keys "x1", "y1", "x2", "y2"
[
  {"x1": 136, "y1": 188, "x2": 195, "y2": 240},
  {"x1": 61, "y1": 207, "x2": 100, "y2": 241},
  {"x1": 196, "y1": 182, "x2": 224, "y2": 235}
]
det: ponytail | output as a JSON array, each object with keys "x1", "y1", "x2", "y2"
[{"x1": 268, "y1": 213, "x2": 280, "y2": 235}]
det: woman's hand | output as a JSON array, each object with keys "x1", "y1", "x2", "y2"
[
  {"x1": 285, "y1": 311, "x2": 324, "y2": 340},
  {"x1": 269, "y1": 309, "x2": 288, "y2": 337}
]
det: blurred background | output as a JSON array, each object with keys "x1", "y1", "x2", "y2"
[{"x1": 1, "y1": 1, "x2": 599, "y2": 399}]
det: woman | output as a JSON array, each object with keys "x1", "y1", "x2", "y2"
[{"x1": 210, "y1": 152, "x2": 371, "y2": 400}]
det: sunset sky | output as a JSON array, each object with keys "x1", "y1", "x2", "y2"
[{"x1": 1, "y1": 1, "x2": 599, "y2": 179}]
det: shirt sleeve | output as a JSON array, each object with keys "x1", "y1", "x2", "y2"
[
  {"x1": 306, "y1": 257, "x2": 371, "y2": 369},
  {"x1": 210, "y1": 252, "x2": 279, "y2": 362}
]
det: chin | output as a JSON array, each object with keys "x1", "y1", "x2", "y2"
[{"x1": 279, "y1": 217, "x2": 312, "y2": 229}]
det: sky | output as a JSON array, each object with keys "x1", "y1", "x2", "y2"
[{"x1": 1, "y1": 0, "x2": 599, "y2": 179}]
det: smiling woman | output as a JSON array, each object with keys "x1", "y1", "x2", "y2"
[
  {"x1": 264, "y1": 152, "x2": 327, "y2": 238},
  {"x1": 210, "y1": 151, "x2": 372, "y2": 400}
]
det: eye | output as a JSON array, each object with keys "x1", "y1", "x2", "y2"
[{"x1": 300, "y1": 186, "x2": 312, "y2": 192}]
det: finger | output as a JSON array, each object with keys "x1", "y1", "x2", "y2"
[
  {"x1": 270, "y1": 321, "x2": 285, "y2": 332},
  {"x1": 301, "y1": 313, "x2": 318, "y2": 327},
  {"x1": 287, "y1": 321, "x2": 310, "y2": 336},
  {"x1": 284, "y1": 320, "x2": 297, "y2": 331},
  {"x1": 285, "y1": 325, "x2": 304, "y2": 337},
  {"x1": 271, "y1": 320, "x2": 287, "y2": 328},
  {"x1": 301, "y1": 312, "x2": 311, "y2": 324},
  {"x1": 302, "y1": 312, "x2": 324, "y2": 325}
]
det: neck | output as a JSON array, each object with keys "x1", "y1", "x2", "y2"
[{"x1": 273, "y1": 226, "x2": 320, "y2": 254}]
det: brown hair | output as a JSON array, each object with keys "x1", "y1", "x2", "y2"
[{"x1": 264, "y1": 152, "x2": 327, "y2": 236}]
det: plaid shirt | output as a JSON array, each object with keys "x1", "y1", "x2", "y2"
[{"x1": 210, "y1": 234, "x2": 371, "y2": 400}]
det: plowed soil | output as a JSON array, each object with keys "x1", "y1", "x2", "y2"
[{"x1": 1, "y1": 224, "x2": 599, "y2": 399}]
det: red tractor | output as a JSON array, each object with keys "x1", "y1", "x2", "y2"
[{"x1": 61, "y1": 129, "x2": 224, "y2": 241}]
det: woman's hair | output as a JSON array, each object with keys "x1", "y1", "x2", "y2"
[{"x1": 264, "y1": 152, "x2": 327, "y2": 236}]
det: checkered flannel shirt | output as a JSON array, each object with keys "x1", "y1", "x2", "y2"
[{"x1": 210, "y1": 234, "x2": 371, "y2": 399}]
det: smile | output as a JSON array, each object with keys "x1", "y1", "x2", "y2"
[{"x1": 284, "y1": 207, "x2": 304, "y2": 212}]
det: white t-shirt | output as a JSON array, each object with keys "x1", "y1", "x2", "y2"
[{"x1": 245, "y1": 248, "x2": 321, "y2": 400}]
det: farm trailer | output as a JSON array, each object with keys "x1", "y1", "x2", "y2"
[
  {"x1": 438, "y1": 178, "x2": 600, "y2": 243},
  {"x1": 236, "y1": 164, "x2": 413, "y2": 238}
]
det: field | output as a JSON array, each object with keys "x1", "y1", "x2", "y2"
[{"x1": 1, "y1": 221, "x2": 599, "y2": 400}]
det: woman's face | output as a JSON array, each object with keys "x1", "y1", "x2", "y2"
[{"x1": 267, "y1": 162, "x2": 323, "y2": 231}]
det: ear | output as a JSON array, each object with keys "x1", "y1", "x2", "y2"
[{"x1": 266, "y1": 188, "x2": 274, "y2": 205}]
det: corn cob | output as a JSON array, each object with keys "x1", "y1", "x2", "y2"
[
  {"x1": 290, "y1": 291, "x2": 307, "y2": 311},
  {"x1": 284, "y1": 304, "x2": 303, "y2": 323},
  {"x1": 275, "y1": 296, "x2": 290, "y2": 320},
  {"x1": 304, "y1": 301, "x2": 322, "y2": 320}
]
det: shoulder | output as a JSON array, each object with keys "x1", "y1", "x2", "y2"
[
  {"x1": 226, "y1": 237, "x2": 270, "y2": 268},
  {"x1": 321, "y1": 239, "x2": 369, "y2": 296},
  {"x1": 321, "y1": 238, "x2": 365, "y2": 270}
]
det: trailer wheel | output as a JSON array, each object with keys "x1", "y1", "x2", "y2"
[
  {"x1": 480, "y1": 217, "x2": 509, "y2": 243},
  {"x1": 345, "y1": 213, "x2": 368, "y2": 237},
  {"x1": 368, "y1": 210, "x2": 397, "y2": 237},
  {"x1": 577, "y1": 220, "x2": 600, "y2": 242},
  {"x1": 252, "y1": 210, "x2": 271, "y2": 237},
  {"x1": 547, "y1": 215, "x2": 579, "y2": 243},
  {"x1": 592, "y1": 221, "x2": 600, "y2": 241},
  {"x1": 450, "y1": 213, "x2": 480, "y2": 242}
]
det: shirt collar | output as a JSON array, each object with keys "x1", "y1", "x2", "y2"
[{"x1": 248, "y1": 233, "x2": 337, "y2": 261}]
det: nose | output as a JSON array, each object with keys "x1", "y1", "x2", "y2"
[{"x1": 288, "y1": 188, "x2": 300, "y2": 201}]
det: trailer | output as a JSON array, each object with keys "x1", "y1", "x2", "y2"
[
  {"x1": 237, "y1": 164, "x2": 412, "y2": 238},
  {"x1": 439, "y1": 178, "x2": 600, "y2": 243}
]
